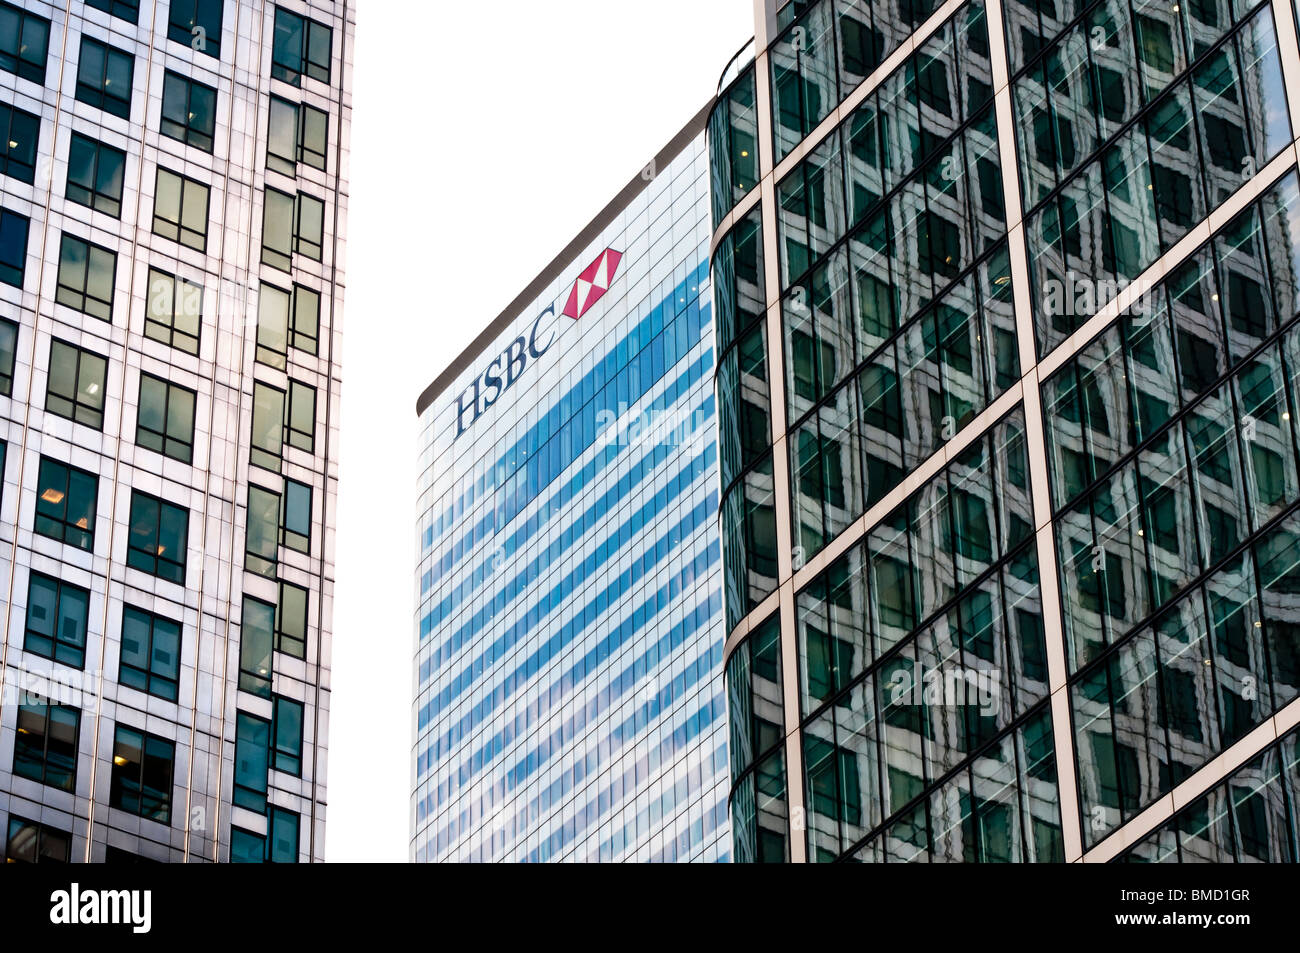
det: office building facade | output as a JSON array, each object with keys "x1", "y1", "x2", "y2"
[
  {"x1": 0, "y1": 0, "x2": 351, "y2": 863},
  {"x1": 413, "y1": 113, "x2": 729, "y2": 861},
  {"x1": 713, "y1": 0, "x2": 1300, "y2": 861}
]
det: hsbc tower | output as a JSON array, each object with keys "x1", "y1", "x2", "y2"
[{"x1": 411, "y1": 106, "x2": 729, "y2": 861}]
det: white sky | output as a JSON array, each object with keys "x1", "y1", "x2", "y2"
[{"x1": 329, "y1": 0, "x2": 753, "y2": 861}]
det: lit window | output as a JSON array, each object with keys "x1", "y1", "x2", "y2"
[
  {"x1": 75, "y1": 36, "x2": 134, "y2": 119},
  {"x1": 46, "y1": 338, "x2": 107, "y2": 430},
  {"x1": 126, "y1": 490, "x2": 189, "y2": 584},
  {"x1": 109, "y1": 724, "x2": 175, "y2": 824},
  {"x1": 34, "y1": 456, "x2": 97, "y2": 551},
  {"x1": 160, "y1": 70, "x2": 216, "y2": 152}
]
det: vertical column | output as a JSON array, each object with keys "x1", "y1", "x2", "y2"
[
  {"x1": 752, "y1": 0, "x2": 809, "y2": 863},
  {"x1": 983, "y1": 0, "x2": 1084, "y2": 860}
]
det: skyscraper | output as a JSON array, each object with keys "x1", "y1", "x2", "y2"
[
  {"x1": 714, "y1": 0, "x2": 1300, "y2": 862},
  {"x1": 412, "y1": 110, "x2": 731, "y2": 861},
  {"x1": 0, "y1": 0, "x2": 351, "y2": 863}
]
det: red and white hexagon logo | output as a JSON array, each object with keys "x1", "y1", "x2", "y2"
[{"x1": 562, "y1": 248, "x2": 623, "y2": 319}]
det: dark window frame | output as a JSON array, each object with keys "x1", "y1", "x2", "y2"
[
  {"x1": 136, "y1": 371, "x2": 197, "y2": 464},
  {"x1": 34, "y1": 455, "x2": 97, "y2": 551},
  {"x1": 152, "y1": 166, "x2": 210, "y2": 252},
  {"x1": 271, "y1": 695, "x2": 303, "y2": 776},
  {"x1": 75, "y1": 36, "x2": 134, "y2": 119},
  {"x1": 271, "y1": 6, "x2": 331, "y2": 85},
  {"x1": 46, "y1": 337, "x2": 108, "y2": 430},
  {"x1": 167, "y1": 0, "x2": 223, "y2": 59},
  {"x1": 0, "y1": 207, "x2": 30, "y2": 287},
  {"x1": 55, "y1": 232, "x2": 116, "y2": 322},
  {"x1": 85, "y1": 0, "x2": 140, "y2": 24},
  {"x1": 66, "y1": 132, "x2": 127, "y2": 217},
  {"x1": 144, "y1": 266, "x2": 202, "y2": 354},
  {"x1": 13, "y1": 698, "x2": 79, "y2": 792},
  {"x1": 24, "y1": 571, "x2": 90, "y2": 669},
  {"x1": 119, "y1": 604, "x2": 182, "y2": 702},
  {"x1": 160, "y1": 69, "x2": 217, "y2": 152},
  {"x1": 126, "y1": 490, "x2": 189, "y2": 584},
  {"x1": 0, "y1": 1, "x2": 50, "y2": 83},
  {"x1": 0, "y1": 101, "x2": 39, "y2": 183},
  {"x1": 109, "y1": 723, "x2": 175, "y2": 825},
  {"x1": 0, "y1": 317, "x2": 17, "y2": 395}
]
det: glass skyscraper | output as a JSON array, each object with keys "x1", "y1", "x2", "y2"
[
  {"x1": 713, "y1": 0, "x2": 1300, "y2": 862},
  {"x1": 0, "y1": 0, "x2": 351, "y2": 863},
  {"x1": 413, "y1": 111, "x2": 730, "y2": 862}
]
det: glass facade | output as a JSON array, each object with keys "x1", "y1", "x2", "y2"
[
  {"x1": 414, "y1": 124, "x2": 727, "y2": 861},
  {"x1": 0, "y1": 1, "x2": 352, "y2": 863},
  {"x1": 713, "y1": 0, "x2": 1300, "y2": 861}
]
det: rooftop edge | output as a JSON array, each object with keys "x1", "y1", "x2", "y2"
[{"x1": 414, "y1": 97, "x2": 716, "y2": 418}]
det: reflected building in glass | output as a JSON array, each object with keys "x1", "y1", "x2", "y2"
[
  {"x1": 0, "y1": 1, "x2": 352, "y2": 863},
  {"x1": 413, "y1": 112, "x2": 730, "y2": 861},
  {"x1": 712, "y1": 0, "x2": 1300, "y2": 861}
]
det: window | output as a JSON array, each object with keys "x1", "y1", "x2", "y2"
[
  {"x1": 119, "y1": 606, "x2": 181, "y2": 702},
  {"x1": 1, "y1": 317, "x2": 16, "y2": 395},
  {"x1": 231, "y1": 807, "x2": 298, "y2": 863},
  {"x1": 261, "y1": 189, "x2": 293, "y2": 271},
  {"x1": 75, "y1": 37, "x2": 133, "y2": 119},
  {"x1": 127, "y1": 491, "x2": 188, "y2": 584},
  {"x1": 295, "y1": 192, "x2": 323, "y2": 260},
  {"x1": 239, "y1": 595, "x2": 274, "y2": 698},
  {"x1": 288, "y1": 380, "x2": 315, "y2": 452},
  {"x1": 282, "y1": 478, "x2": 310, "y2": 553},
  {"x1": 268, "y1": 807, "x2": 299, "y2": 862},
  {"x1": 66, "y1": 133, "x2": 126, "y2": 217},
  {"x1": 86, "y1": 0, "x2": 139, "y2": 23},
  {"x1": 5, "y1": 816, "x2": 70, "y2": 863},
  {"x1": 153, "y1": 168, "x2": 209, "y2": 252},
  {"x1": 168, "y1": 0, "x2": 223, "y2": 58},
  {"x1": 46, "y1": 339, "x2": 107, "y2": 429},
  {"x1": 137, "y1": 373, "x2": 196, "y2": 463},
  {"x1": 261, "y1": 188, "x2": 323, "y2": 270},
  {"x1": 0, "y1": 207, "x2": 29, "y2": 287},
  {"x1": 276, "y1": 580, "x2": 307, "y2": 658},
  {"x1": 230, "y1": 827, "x2": 263, "y2": 863},
  {"x1": 252, "y1": 380, "x2": 315, "y2": 470},
  {"x1": 160, "y1": 70, "x2": 216, "y2": 152},
  {"x1": 35, "y1": 456, "x2": 97, "y2": 551},
  {"x1": 0, "y1": 2, "x2": 49, "y2": 82},
  {"x1": 251, "y1": 382, "x2": 284, "y2": 471},
  {"x1": 256, "y1": 282, "x2": 318, "y2": 368},
  {"x1": 109, "y1": 725, "x2": 174, "y2": 824},
  {"x1": 271, "y1": 6, "x2": 331, "y2": 85},
  {"x1": 13, "y1": 698, "x2": 79, "y2": 792},
  {"x1": 56, "y1": 233, "x2": 115, "y2": 321},
  {"x1": 233, "y1": 710, "x2": 269, "y2": 812},
  {"x1": 24, "y1": 573, "x2": 89, "y2": 668},
  {"x1": 272, "y1": 695, "x2": 303, "y2": 775},
  {"x1": 289, "y1": 285, "x2": 320, "y2": 354},
  {"x1": 0, "y1": 102, "x2": 38, "y2": 183},
  {"x1": 267, "y1": 95, "x2": 327, "y2": 174},
  {"x1": 144, "y1": 267, "x2": 201, "y2": 354},
  {"x1": 246, "y1": 485, "x2": 279, "y2": 576}
]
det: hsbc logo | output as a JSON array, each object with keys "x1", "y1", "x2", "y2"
[
  {"x1": 563, "y1": 248, "x2": 622, "y2": 319},
  {"x1": 454, "y1": 248, "x2": 623, "y2": 440}
]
